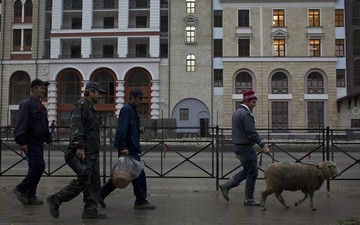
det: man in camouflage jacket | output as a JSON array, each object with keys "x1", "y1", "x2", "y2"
[{"x1": 47, "y1": 82, "x2": 107, "y2": 219}]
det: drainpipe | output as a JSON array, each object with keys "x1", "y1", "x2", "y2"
[
  {"x1": 0, "y1": 0, "x2": 7, "y2": 127},
  {"x1": 35, "y1": 0, "x2": 41, "y2": 78},
  {"x1": 167, "y1": 0, "x2": 171, "y2": 118}
]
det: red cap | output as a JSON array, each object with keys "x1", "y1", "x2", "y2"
[{"x1": 243, "y1": 90, "x2": 257, "y2": 102}]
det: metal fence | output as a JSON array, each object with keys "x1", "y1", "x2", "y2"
[{"x1": 1, "y1": 126, "x2": 359, "y2": 190}]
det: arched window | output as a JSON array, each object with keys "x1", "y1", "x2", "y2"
[
  {"x1": 271, "y1": 72, "x2": 288, "y2": 94},
  {"x1": 9, "y1": 71, "x2": 31, "y2": 104},
  {"x1": 127, "y1": 70, "x2": 150, "y2": 87},
  {"x1": 24, "y1": 0, "x2": 33, "y2": 23},
  {"x1": 307, "y1": 72, "x2": 324, "y2": 94},
  {"x1": 353, "y1": 0, "x2": 360, "y2": 25},
  {"x1": 59, "y1": 71, "x2": 81, "y2": 104},
  {"x1": 186, "y1": 54, "x2": 195, "y2": 72},
  {"x1": 235, "y1": 71, "x2": 252, "y2": 94},
  {"x1": 354, "y1": 60, "x2": 360, "y2": 86},
  {"x1": 92, "y1": 70, "x2": 115, "y2": 104},
  {"x1": 14, "y1": 0, "x2": 22, "y2": 23}
]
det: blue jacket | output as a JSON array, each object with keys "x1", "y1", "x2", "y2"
[
  {"x1": 113, "y1": 103, "x2": 141, "y2": 156},
  {"x1": 14, "y1": 96, "x2": 52, "y2": 146},
  {"x1": 232, "y1": 104, "x2": 264, "y2": 148}
]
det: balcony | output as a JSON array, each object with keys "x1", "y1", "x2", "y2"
[
  {"x1": 127, "y1": 37, "x2": 150, "y2": 58},
  {"x1": 91, "y1": 38, "x2": 118, "y2": 58},
  {"x1": 129, "y1": 0, "x2": 150, "y2": 9},
  {"x1": 93, "y1": 0, "x2": 119, "y2": 10}
]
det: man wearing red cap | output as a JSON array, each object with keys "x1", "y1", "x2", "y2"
[{"x1": 219, "y1": 90, "x2": 270, "y2": 206}]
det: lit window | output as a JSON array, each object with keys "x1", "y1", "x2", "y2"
[
  {"x1": 273, "y1": 9, "x2": 285, "y2": 27},
  {"x1": 186, "y1": 54, "x2": 195, "y2": 72},
  {"x1": 308, "y1": 9, "x2": 320, "y2": 27},
  {"x1": 307, "y1": 72, "x2": 324, "y2": 94},
  {"x1": 180, "y1": 108, "x2": 189, "y2": 120},
  {"x1": 214, "y1": 69, "x2": 223, "y2": 87},
  {"x1": 273, "y1": 39, "x2": 285, "y2": 56},
  {"x1": 185, "y1": 26, "x2": 196, "y2": 43},
  {"x1": 309, "y1": 39, "x2": 321, "y2": 56},
  {"x1": 335, "y1": 9, "x2": 344, "y2": 27},
  {"x1": 186, "y1": 0, "x2": 195, "y2": 14},
  {"x1": 335, "y1": 39, "x2": 345, "y2": 57}
]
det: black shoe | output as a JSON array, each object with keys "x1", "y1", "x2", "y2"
[
  {"x1": 134, "y1": 201, "x2": 156, "y2": 210},
  {"x1": 13, "y1": 188, "x2": 28, "y2": 204},
  {"x1": 243, "y1": 199, "x2": 261, "y2": 206},
  {"x1": 99, "y1": 198, "x2": 106, "y2": 208},
  {"x1": 27, "y1": 197, "x2": 43, "y2": 205},
  {"x1": 81, "y1": 209, "x2": 106, "y2": 219},
  {"x1": 47, "y1": 195, "x2": 60, "y2": 219}
]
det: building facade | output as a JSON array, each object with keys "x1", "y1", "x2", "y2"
[{"x1": 0, "y1": 0, "x2": 358, "y2": 131}]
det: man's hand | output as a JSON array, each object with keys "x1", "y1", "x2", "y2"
[
  {"x1": 139, "y1": 127, "x2": 145, "y2": 134},
  {"x1": 121, "y1": 149, "x2": 129, "y2": 156},
  {"x1": 48, "y1": 142, "x2": 54, "y2": 149},
  {"x1": 262, "y1": 144, "x2": 271, "y2": 154},
  {"x1": 75, "y1": 149, "x2": 85, "y2": 160},
  {"x1": 19, "y1": 145, "x2": 27, "y2": 157}
]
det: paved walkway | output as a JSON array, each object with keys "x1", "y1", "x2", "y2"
[{"x1": 0, "y1": 177, "x2": 359, "y2": 225}]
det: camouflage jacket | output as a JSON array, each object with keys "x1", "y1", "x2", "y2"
[{"x1": 68, "y1": 97, "x2": 100, "y2": 157}]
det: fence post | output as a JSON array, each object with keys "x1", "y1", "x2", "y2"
[
  {"x1": 326, "y1": 126, "x2": 330, "y2": 192},
  {"x1": 216, "y1": 126, "x2": 219, "y2": 190}
]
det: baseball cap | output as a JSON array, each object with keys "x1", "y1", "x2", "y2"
[
  {"x1": 85, "y1": 82, "x2": 107, "y2": 94},
  {"x1": 129, "y1": 88, "x2": 145, "y2": 98},
  {"x1": 31, "y1": 79, "x2": 50, "y2": 88}
]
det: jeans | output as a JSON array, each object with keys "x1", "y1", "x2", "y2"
[
  {"x1": 231, "y1": 146, "x2": 259, "y2": 197},
  {"x1": 16, "y1": 144, "x2": 45, "y2": 199}
]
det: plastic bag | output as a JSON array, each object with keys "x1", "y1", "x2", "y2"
[{"x1": 111, "y1": 156, "x2": 144, "y2": 188}]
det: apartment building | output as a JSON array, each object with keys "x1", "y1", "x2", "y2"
[{"x1": 216, "y1": 0, "x2": 346, "y2": 129}]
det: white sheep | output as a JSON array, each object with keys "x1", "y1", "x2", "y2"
[{"x1": 260, "y1": 160, "x2": 341, "y2": 211}]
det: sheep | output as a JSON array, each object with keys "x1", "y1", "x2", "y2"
[{"x1": 260, "y1": 160, "x2": 341, "y2": 211}]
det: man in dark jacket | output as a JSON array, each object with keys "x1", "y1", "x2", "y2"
[
  {"x1": 13, "y1": 79, "x2": 53, "y2": 205},
  {"x1": 47, "y1": 82, "x2": 107, "y2": 219},
  {"x1": 219, "y1": 90, "x2": 270, "y2": 206},
  {"x1": 100, "y1": 88, "x2": 155, "y2": 210}
]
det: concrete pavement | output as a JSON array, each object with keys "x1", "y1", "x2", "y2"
[{"x1": 0, "y1": 177, "x2": 359, "y2": 225}]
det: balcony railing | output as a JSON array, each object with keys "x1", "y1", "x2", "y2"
[
  {"x1": 93, "y1": 0, "x2": 119, "y2": 10},
  {"x1": 129, "y1": 0, "x2": 150, "y2": 9},
  {"x1": 126, "y1": 53, "x2": 151, "y2": 58},
  {"x1": 58, "y1": 54, "x2": 82, "y2": 59},
  {"x1": 90, "y1": 54, "x2": 119, "y2": 58}
]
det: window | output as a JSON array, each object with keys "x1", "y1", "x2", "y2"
[
  {"x1": 307, "y1": 72, "x2": 324, "y2": 94},
  {"x1": 136, "y1": 44, "x2": 147, "y2": 57},
  {"x1": 24, "y1": 0, "x2": 33, "y2": 22},
  {"x1": 160, "y1": 43, "x2": 168, "y2": 58},
  {"x1": 185, "y1": 26, "x2": 196, "y2": 43},
  {"x1": 308, "y1": 9, "x2": 320, "y2": 27},
  {"x1": 335, "y1": 9, "x2": 344, "y2": 27},
  {"x1": 160, "y1": 16, "x2": 168, "y2": 33},
  {"x1": 214, "y1": 39, "x2": 223, "y2": 57},
  {"x1": 186, "y1": 0, "x2": 195, "y2": 14},
  {"x1": 235, "y1": 72, "x2": 252, "y2": 94},
  {"x1": 336, "y1": 69, "x2": 345, "y2": 87},
  {"x1": 309, "y1": 39, "x2": 321, "y2": 56},
  {"x1": 351, "y1": 119, "x2": 360, "y2": 128},
  {"x1": 353, "y1": 0, "x2": 360, "y2": 25},
  {"x1": 186, "y1": 54, "x2": 196, "y2": 72},
  {"x1": 23, "y1": 29, "x2": 32, "y2": 51},
  {"x1": 214, "y1": 69, "x2": 223, "y2": 87},
  {"x1": 92, "y1": 71, "x2": 115, "y2": 104},
  {"x1": 238, "y1": 10, "x2": 249, "y2": 27},
  {"x1": 72, "y1": 18, "x2": 82, "y2": 29},
  {"x1": 307, "y1": 102, "x2": 324, "y2": 128},
  {"x1": 59, "y1": 72, "x2": 82, "y2": 104},
  {"x1": 273, "y1": 39, "x2": 285, "y2": 56},
  {"x1": 353, "y1": 30, "x2": 360, "y2": 55},
  {"x1": 13, "y1": 29, "x2": 21, "y2": 51},
  {"x1": 14, "y1": 0, "x2": 22, "y2": 23},
  {"x1": 335, "y1": 39, "x2": 345, "y2": 57},
  {"x1": 273, "y1": 9, "x2": 285, "y2": 27},
  {"x1": 214, "y1": 10, "x2": 222, "y2": 27},
  {"x1": 104, "y1": 0, "x2": 115, "y2": 9},
  {"x1": 354, "y1": 60, "x2": 360, "y2": 86},
  {"x1": 271, "y1": 102, "x2": 288, "y2": 129},
  {"x1": 71, "y1": 45, "x2": 81, "y2": 58},
  {"x1": 103, "y1": 45, "x2": 114, "y2": 58},
  {"x1": 180, "y1": 108, "x2": 189, "y2": 120},
  {"x1": 238, "y1": 39, "x2": 250, "y2": 57},
  {"x1": 127, "y1": 70, "x2": 150, "y2": 87},
  {"x1": 136, "y1": 16, "x2": 147, "y2": 28},
  {"x1": 104, "y1": 17, "x2": 114, "y2": 28},
  {"x1": 271, "y1": 72, "x2": 288, "y2": 94},
  {"x1": 10, "y1": 72, "x2": 31, "y2": 104}
]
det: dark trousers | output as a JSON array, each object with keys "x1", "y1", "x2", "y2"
[
  {"x1": 101, "y1": 168, "x2": 148, "y2": 205},
  {"x1": 16, "y1": 144, "x2": 45, "y2": 199},
  {"x1": 53, "y1": 157, "x2": 101, "y2": 210}
]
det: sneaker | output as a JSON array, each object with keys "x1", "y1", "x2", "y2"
[
  {"x1": 13, "y1": 188, "x2": 28, "y2": 204},
  {"x1": 81, "y1": 209, "x2": 106, "y2": 219},
  {"x1": 243, "y1": 199, "x2": 261, "y2": 206},
  {"x1": 47, "y1": 195, "x2": 60, "y2": 219},
  {"x1": 134, "y1": 201, "x2": 156, "y2": 210},
  {"x1": 27, "y1": 197, "x2": 43, "y2": 205},
  {"x1": 99, "y1": 198, "x2": 106, "y2": 208},
  {"x1": 219, "y1": 184, "x2": 229, "y2": 201}
]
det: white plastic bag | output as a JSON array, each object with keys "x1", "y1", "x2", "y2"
[{"x1": 111, "y1": 156, "x2": 144, "y2": 188}]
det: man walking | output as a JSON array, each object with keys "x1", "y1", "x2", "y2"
[
  {"x1": 219, "y1": 90, "x2": 270, "y2": 206},
  {"x1": 100, "y1": 88, "x2": 155, "y2": 210},
  {"x1": 13, "y1": 79, "x2": 53, "y2": 205},
  {"x1": 47, "y1": 82, "x2": 107, "y2": 219}
]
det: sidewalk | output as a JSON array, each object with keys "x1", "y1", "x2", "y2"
[{"x1": 0, "y1": 177, "x2": 359, "y2": 225}]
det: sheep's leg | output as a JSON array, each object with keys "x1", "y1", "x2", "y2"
[
  {"x1": 274, "y1": 191, "x2": 289, "y2": 209},
  {"x1": 260, "y1": 189, "x2": 272, "y2": 211},
  {"x1": 295, "y1": 191, "x2": 308, "y2": 207},
  {"x1": 309, "y1": 192, "x2": 317, "y2": 211}
]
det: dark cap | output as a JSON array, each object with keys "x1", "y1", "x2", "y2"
[
  {"x1": 129, "y1": 88, "x2": 145, "y2": 98},
  {"x1": 31, "y1": 79, "x2": 50, "y2": 88},
  {"x1": 85, "y1": 82, "x2": 107, "y2": 94}
]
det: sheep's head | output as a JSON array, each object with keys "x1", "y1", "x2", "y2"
[{"x1": 318, "y1": 161, "x2": 341, "y2": 179}]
